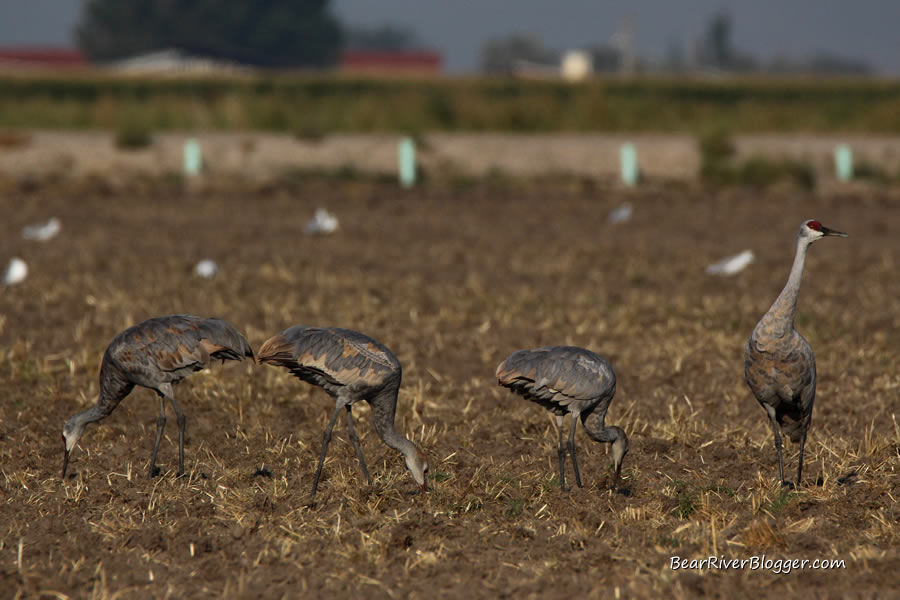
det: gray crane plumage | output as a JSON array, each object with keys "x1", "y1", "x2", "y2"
[
  {"x1": 744, "y1": 220, "x2": 847, "y2": 487},
  {"x1": 257, "y1": 326, "x2": 428, "y2": 495},
  {"x1": 61, "y1": 315, "x2": 254, "y2": 479},
  {"x1": 497, "y1": 346, "x2": 629, "y2": 490}
]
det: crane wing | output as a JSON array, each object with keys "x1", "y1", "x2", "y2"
[
  {"x1": 497, "y1": 347, "x2": 615, "y2": 410},
  {"x1": 110, "y1": 315, "x2": 253, "y2": 376},
  {"x1": 258, "y1": 326, "x2": 398, "y2": 394}
]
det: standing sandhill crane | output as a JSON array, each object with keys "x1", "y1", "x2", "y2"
[
  {"x1": 745, "y1": 220, "x2": 847, "y2": 488},
  {"x1": 61, "y1": 315, "x2": 254, "y2": 479},
  {"x1": 257, "y1": 326, "x2": 428, "y2": 495},
  {"x1": 496, "y1": 346, "x2": 629, "y2": 491}
]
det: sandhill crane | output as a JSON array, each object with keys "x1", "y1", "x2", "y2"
[
  {"x1": 61, "y1": 315, "x2": 253, "y2": 479},
  {"x1": 496, "y1": 346, "x2": 629, "y2": 491},
  {"x1": 745, "y1": 220, "x2": 847, "y2": 488},
  {"x1": 257, "y1": 326, "x2": 428, "y2": 495}
]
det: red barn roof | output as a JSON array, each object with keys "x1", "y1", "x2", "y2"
[
  {"x1": 0, "y1": 47, "x2": 87, "y2": 69},
  {"x1": 340, "y1": 51, "x2": 441, "y2": 74}
]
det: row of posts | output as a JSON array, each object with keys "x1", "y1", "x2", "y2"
[{"x1": 179, "y1": 139, "x2": 862, "y2": 186}]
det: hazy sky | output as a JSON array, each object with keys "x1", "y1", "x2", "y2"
[{"x1": 1, "y1": 0, "x2": 898, "y2": 73}]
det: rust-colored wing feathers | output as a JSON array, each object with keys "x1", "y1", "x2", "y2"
[
  {"x1": 189, "y1": 317, "x2": 255, "y2": 362},
  {"x1": 258, "y1": 326, "x2": 399, "y2": 393},
  {"x1": 109, "y1": 315, "x2": 253, "y2": 377},
  {"x1": 257, "y1": 333, "x2": 295, "y2": 366},
  {"x1": 497, "y1": 347, "x2": 615, "y2": 413},
  {"x1": 155, "y1": 341, "x2": 208, "y2": 373}
]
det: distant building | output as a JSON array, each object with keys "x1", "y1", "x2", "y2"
[
  {"x1": 339, "y1": 51, "x2": 442, "y2": 75},
  {"x1": 0, "y1": 47, "x2": 87, "y2": 70},
  {"x1": 104, "y1": 48, "x2": 249, "y2": 75}
]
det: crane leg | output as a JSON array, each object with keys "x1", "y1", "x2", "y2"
[
  {"x1": 149, "y1": 395, "x2": 167, "y2": 479},
  {"x1": 311, "y1": 403, "x2": 343, "y2": 495},
  {"x1": 165, "y1": 387, "x2": 187, "y2": 477},
  {"x1": 796, "y1": 431, "x2": 807, "y2": 486},
  {"x1": 765, "y1": 408, "x2": 791, "y2": 488},
  {"x1": 345, "y1": 405, "x2": 372, "y2": 486},
  {"x1": 567, "y1": 415, "x2": 582, "y2": 488},
  {"x1": 556, "y1": 415, "x2": 567, "y2": 490}
]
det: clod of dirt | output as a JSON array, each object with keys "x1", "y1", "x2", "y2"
[
  {"x1": 389, "y1": 523, "x2": 417, "y2": 550},
  {"x1": 252, "y1": 495, "x2": 275, "y2": 515},
  {"x1": 837, "y1": 471, "x2": 858, "y2": 486},
  {"x1": 229, "y1": 524, "x2": 245, "y2": 540},
  {"x1": 513, "y1": 526, "x2": 536, "y2": 540}
]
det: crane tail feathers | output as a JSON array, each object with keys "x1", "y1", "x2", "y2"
[
  {"x1": 257, "y1": 333, "x2": 295, "y2": 367},
  {"x1": 195, "y1": 318, "x2": 254, "y2": 362}
]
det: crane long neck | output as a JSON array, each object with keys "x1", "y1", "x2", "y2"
[
  {"x1": 72, "y1": 403, "x2": 111, "y2": 429},
  {"x1": 369, "y1": 387, "x2": 417, "y2": 459},
  {"x1": 581, "y1": 404, "x2": 617, "y2": 442},
  {"x1": 766, "y1": 237, "x2": 810, "y2": 328},
  {"x1": 75, "y1": 357, "x2": 134, "y2": 427},
  {"x1": 67, "y1": 378, "x2": 127, "y2": 434}
]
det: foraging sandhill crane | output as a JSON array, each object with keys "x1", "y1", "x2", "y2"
[
  {"x1": 257, "y1": 326, "x2": 428, "y2": 495},
  {"x1": 745, "y1": 220, "x2": 847, "y2": 488},
  {"x1": 61, "y1": 315, "x2": 253, "y2": 479},
  {"x1": 496, "y1": 346, "x2": 629, "y2": 491}
]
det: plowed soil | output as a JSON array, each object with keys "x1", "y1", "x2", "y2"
[{"x1": 1, "y1": 177, "x2": 898, "y2": 599}]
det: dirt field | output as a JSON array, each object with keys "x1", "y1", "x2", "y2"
[{"x1": 1, "y1": 176, "x2": 898, "y2": 598}]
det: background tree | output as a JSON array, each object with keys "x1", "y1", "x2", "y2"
[
  {"x1": 77, "y1": 0, "x2": 343, "y2": 67},
  {"x1": 699, "y1": 12, "x2": 755, "y2": 72},
  {"x1": 343, "y1": 24, "x2": 423, "y2": 51},
  {"x1": 585, "y1": 43, "x2": 621, "y2": 74},
  {"x1": 480, "y1": 34, "x2": 558, "y2": 74}
]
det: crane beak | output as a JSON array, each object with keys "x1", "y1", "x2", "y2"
[
  {"x1": 61, "y1": 448, "x2": 70, "y2": 480},
  {"x1": 821, "y1": 226, "x2": 848, "y2": 237}
]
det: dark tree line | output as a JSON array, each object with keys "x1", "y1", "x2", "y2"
[{"x1": 76, "y1": 0, "x2": 343, "y2": 67}]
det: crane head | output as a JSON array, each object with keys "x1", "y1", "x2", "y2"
[
  {"x1": 61, "y1": 417, "x2": 87, "y2": 479},
  {"x1": 609, "y1": 426, "x2": 629, "y2": 486},
  {"x1": 802, "y1": 220, "x2": 848, "y2": 243},
  {"x1": 405, "y1": 446, "x2": 429, "y2": 492}
]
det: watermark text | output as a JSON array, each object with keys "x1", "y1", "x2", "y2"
[{"x1": 669, "y1": 555, "x2": 846, "y2": 574}]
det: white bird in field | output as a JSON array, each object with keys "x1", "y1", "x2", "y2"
[
  {"x1": 607, "y1": 202, "x2": 633, "y2": 225},
  {"x1": 22, "y1": 217, "x2": 61, "y2": 241},
  {"x1": 304, "y1": 208, "x2": 339, "y2": 235},
  {"x1": 194, "y1": 259, "x2": 218, "y2": 278},
  {"x1": 2, "y1": 257, "x2": 28, "y2": 285},
  {"x1": 706, "y1": 249, "x2": 755, "y2": 276}
]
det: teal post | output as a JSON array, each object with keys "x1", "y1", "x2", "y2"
[
  {"x1": 620, "y1": 143, "x2": 639, "y2": 186},
  {"x1": 834, "y1": 144, "x2": 853, "y2": 181},
  {"x1": 399, "y1": 137, "x2": 416, "y2": 188},
  {"x1": 184, "y1": 139, "x2": 202, "y2": 176}
]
